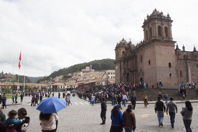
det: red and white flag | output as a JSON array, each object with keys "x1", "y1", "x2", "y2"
[
  {"x1": 18, "y1": 61, "x2": 21, "y2": 69},
  {"x1": 18, "y1": 52, "x2": 22, "y2": 69}
]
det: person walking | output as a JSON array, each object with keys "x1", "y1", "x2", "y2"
[
  {"x1": 1, "y1": 93, "x2": 7, "y2": 109},
  {"x1": 143, "y1": 96, "x2": 148, "y2": 107},
  {"x1": 110, "y1": 104, "x2": 123, "y2": 132},
  {"x1": 40, "y1": 92, "x2": 43, "y2": 102},
  {"x1": 166, "y1": 97, "x2": 177, "y2": 128},
  {"x1": 181, "y1": 101, "x2": 193, "y2": 132},
  {"x1": 12, "y1": 93, "x2": 15, "y2": 104},
  {"x1": 66, "y1": 94, "x2": 71, "y2": 106},
  {"x1": 123, "y1": 105, "x2": 136, "y2": 132},
  {"x1": 20, "y1": 93, "x2": 24, "y2": 103},
  {"x1": 111, "y1": 93, "x2": 116, "y2": 106},
  {"x1": 90, "y1": 95, "x2": 95, "y2": 106},
  {"x1": 15, "y1": 93, "x2": 18, "y2": 104},
  {"x1": 122, "y1": 94, "x2": 128, "y2": 107},
  {"x1": 58, "y1": 93, "x2": 60, "y2": 98},
  {"x1": 130, "y1": 96, "x2": 136, "y2": 110},
  {"x1": 100, "y1": 98, "x2": 107, "y2": 125},
  {"x1": 117, "y1": 94, "x2": 122, "y2": 109},
  {"x1": 155, "y1": 97, "x2": 166, "y2": 127},
  {"x1": 62, "y1": 92, "x2": 65, "y2": 98},
  {"x1": 39, "y1": 112, "x2": 59, "y2": 132}
]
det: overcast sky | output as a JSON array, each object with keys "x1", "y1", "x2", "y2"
[{"x1": 0, "y1": 0, "x2": 198, "y2": 77}]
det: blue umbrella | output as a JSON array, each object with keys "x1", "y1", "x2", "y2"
[{"x1": 37, "y1": 97, "x2": 67, "y2": 113}]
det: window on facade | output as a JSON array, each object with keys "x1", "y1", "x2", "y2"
[
  {"x1": 168, "y1": 62, "x2": 172, "y2": 68},
  {"x1": 145, "y1": 30, "x2": 148, "y2": 40},
  {"x1": 180, "y1": 70, "x2": 183, "y2": 77},
  {"x1": 158, "y1": 26, "x2": 162, "y2": 37},
  {"x1": 126, "y1": 73, "x2": 129, "y2": 82},
  {"x1": 148, "y1": 60, "x2": 151, "y2": 65},
  {"x1": 165, "y1": 27, "x2": 169, "y2": 38},
  {"x1": 169, "y1": 73, "x2": 172, "y2": 78},
  {"x1": 149, "y1": 27, "x2": 152, "y2": 39},
  {"x1": 122, "y1": 51, "x2": 125, "y2": 56}
]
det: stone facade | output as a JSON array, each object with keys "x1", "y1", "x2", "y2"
[{"x1": 115, "y1": 9, "x2": 198, "y2": 88}]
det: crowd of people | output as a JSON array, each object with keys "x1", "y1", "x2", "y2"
[
  {"x1": 0, "y1": 83, "x2": 195, "y2": 132},
  {"x1": 90, "y1": 82, "x2": 193, "y2": 132},
  {"x1": 154, "y1": 96, "x2": 193, "y2": 132},
  {"x1": 77, "y1": 83, "x2": 139, "y2": 109},
  {"x1": 178, "y1": 82, "x2": 197, "y2": 99},
  {"x1": 107, "y1": 97, "x2": 193, "y2": 132}
]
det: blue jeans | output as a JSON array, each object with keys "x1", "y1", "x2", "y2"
[
  {"x1": 169, "y1": 112, "x2": 176, "y2": 125},
  {"x1": 111, "y1": 99, "x2": 115, "y2": 105},
  {"x1": 183, "y1": 119, "x2": 192, "y2": 132},
  {"x1": 123, "y1": 99, "x2": 127, "y2": 107},
  {"x1": 157, "y1": 111, "x2": 164, "y2": 125}
]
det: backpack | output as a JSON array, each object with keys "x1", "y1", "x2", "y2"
[{"x1": 6, "y1": 123, "x2": 17, "y2": 132}]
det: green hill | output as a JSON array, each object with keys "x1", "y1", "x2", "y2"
[
  {"x1": 38, "y1": 59, "x2": 115, "y2": 82},
  {"x1": 0, "y1": 73, "x2": 32, "y2": 83}
]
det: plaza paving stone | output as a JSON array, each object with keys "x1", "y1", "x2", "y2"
[{"x1": 2, "y1": 94, "x2": 198, "y2": 132}]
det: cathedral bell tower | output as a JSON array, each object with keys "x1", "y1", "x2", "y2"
[
  {"x1": 115, "y1": 38, "x2": 127, "y2": 60},
  {"x1": 115, "y1": 39, "x2": 127, "y2": 83},
  {"x1": 142, "y1": 9, "x2": 173, "y2": 42},
  {"x1": 141, "y1": 9, "x2": 177, "y2": 88}
]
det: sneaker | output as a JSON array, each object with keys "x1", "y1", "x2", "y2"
[
  {"x1": 159, "y1": 123, "x2": 163, "y2": 127},
  {"x1": 159, "y1": 123, "x2": 162, "y2": 127}
]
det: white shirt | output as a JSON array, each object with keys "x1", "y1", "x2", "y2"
[
  {"x1": 122, "y1": 95, "x2": 128, "y2": 100},
  {"x1": 40, "y1": 113, "x2": 58, "y2": 131}
]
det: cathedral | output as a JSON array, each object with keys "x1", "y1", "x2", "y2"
[{"x1": 115, "y1": 9, "x2": 198, "y2": 88}]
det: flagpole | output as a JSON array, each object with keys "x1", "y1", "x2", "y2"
[
  {"x1": 18, "y1": 51, "x2": 22, "y2": 92},
  {"x1": 18, "y1": 74, "x2": 20, "y2": 91},
  {"x1": 22, "y1": 52, "x2": 25, "y2": 93},
  {"x1": 23, "y1": 74, "x2": 25, "y2": 92}
]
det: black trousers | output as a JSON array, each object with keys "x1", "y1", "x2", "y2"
[
  {"x1": 2, "y1": 101, "x2": 6, "y2": 108},
  {"x1": 183, "y1": 119, "x2": 192, "y2": 132},
  {"x1": 110, "y1": 126, "x2": 122, "y2": 132},
  {"x1": 42, "y1": 129, "x2": 56, "y2": 132},
  {"x1": 101, "y1": 111, "x2": 106, "y2": 123}
]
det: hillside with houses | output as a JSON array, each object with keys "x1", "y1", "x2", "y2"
[{"x1": 0, "y1": 59, "x2": 115, "y2": 92}]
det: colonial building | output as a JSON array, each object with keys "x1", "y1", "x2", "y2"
[{"x1": 115, "y1": 9, "x2": 198, "y2": 88}]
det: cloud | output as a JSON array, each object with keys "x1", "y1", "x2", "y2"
[{"x1": 0, "y1": 0, "x2": 198, "y2": 76}]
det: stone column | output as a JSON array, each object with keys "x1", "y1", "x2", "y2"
[{"x1": 188, "y1": 63, "x2": 192, "y2": 83}]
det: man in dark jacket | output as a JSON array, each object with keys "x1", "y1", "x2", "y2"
[
  {"x1": 100, "y1": 98, "x2": 107, "y2": 125},
  {"x1": 130, "y1": 96, "x2": 136, "y2": 110},
  {"x1": 1, "y1": 93, "x2": 6, "y2": 109},
  {"x1": 123, "y1": 105, "x2": 136, "y2": 132},
  {"x1": 155, "y1": 97, "x2": 166, "y2": 127}
]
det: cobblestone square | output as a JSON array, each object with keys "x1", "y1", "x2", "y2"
[{"x1": 2, "y1": 95, "x2": 198, "y2": 132}]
